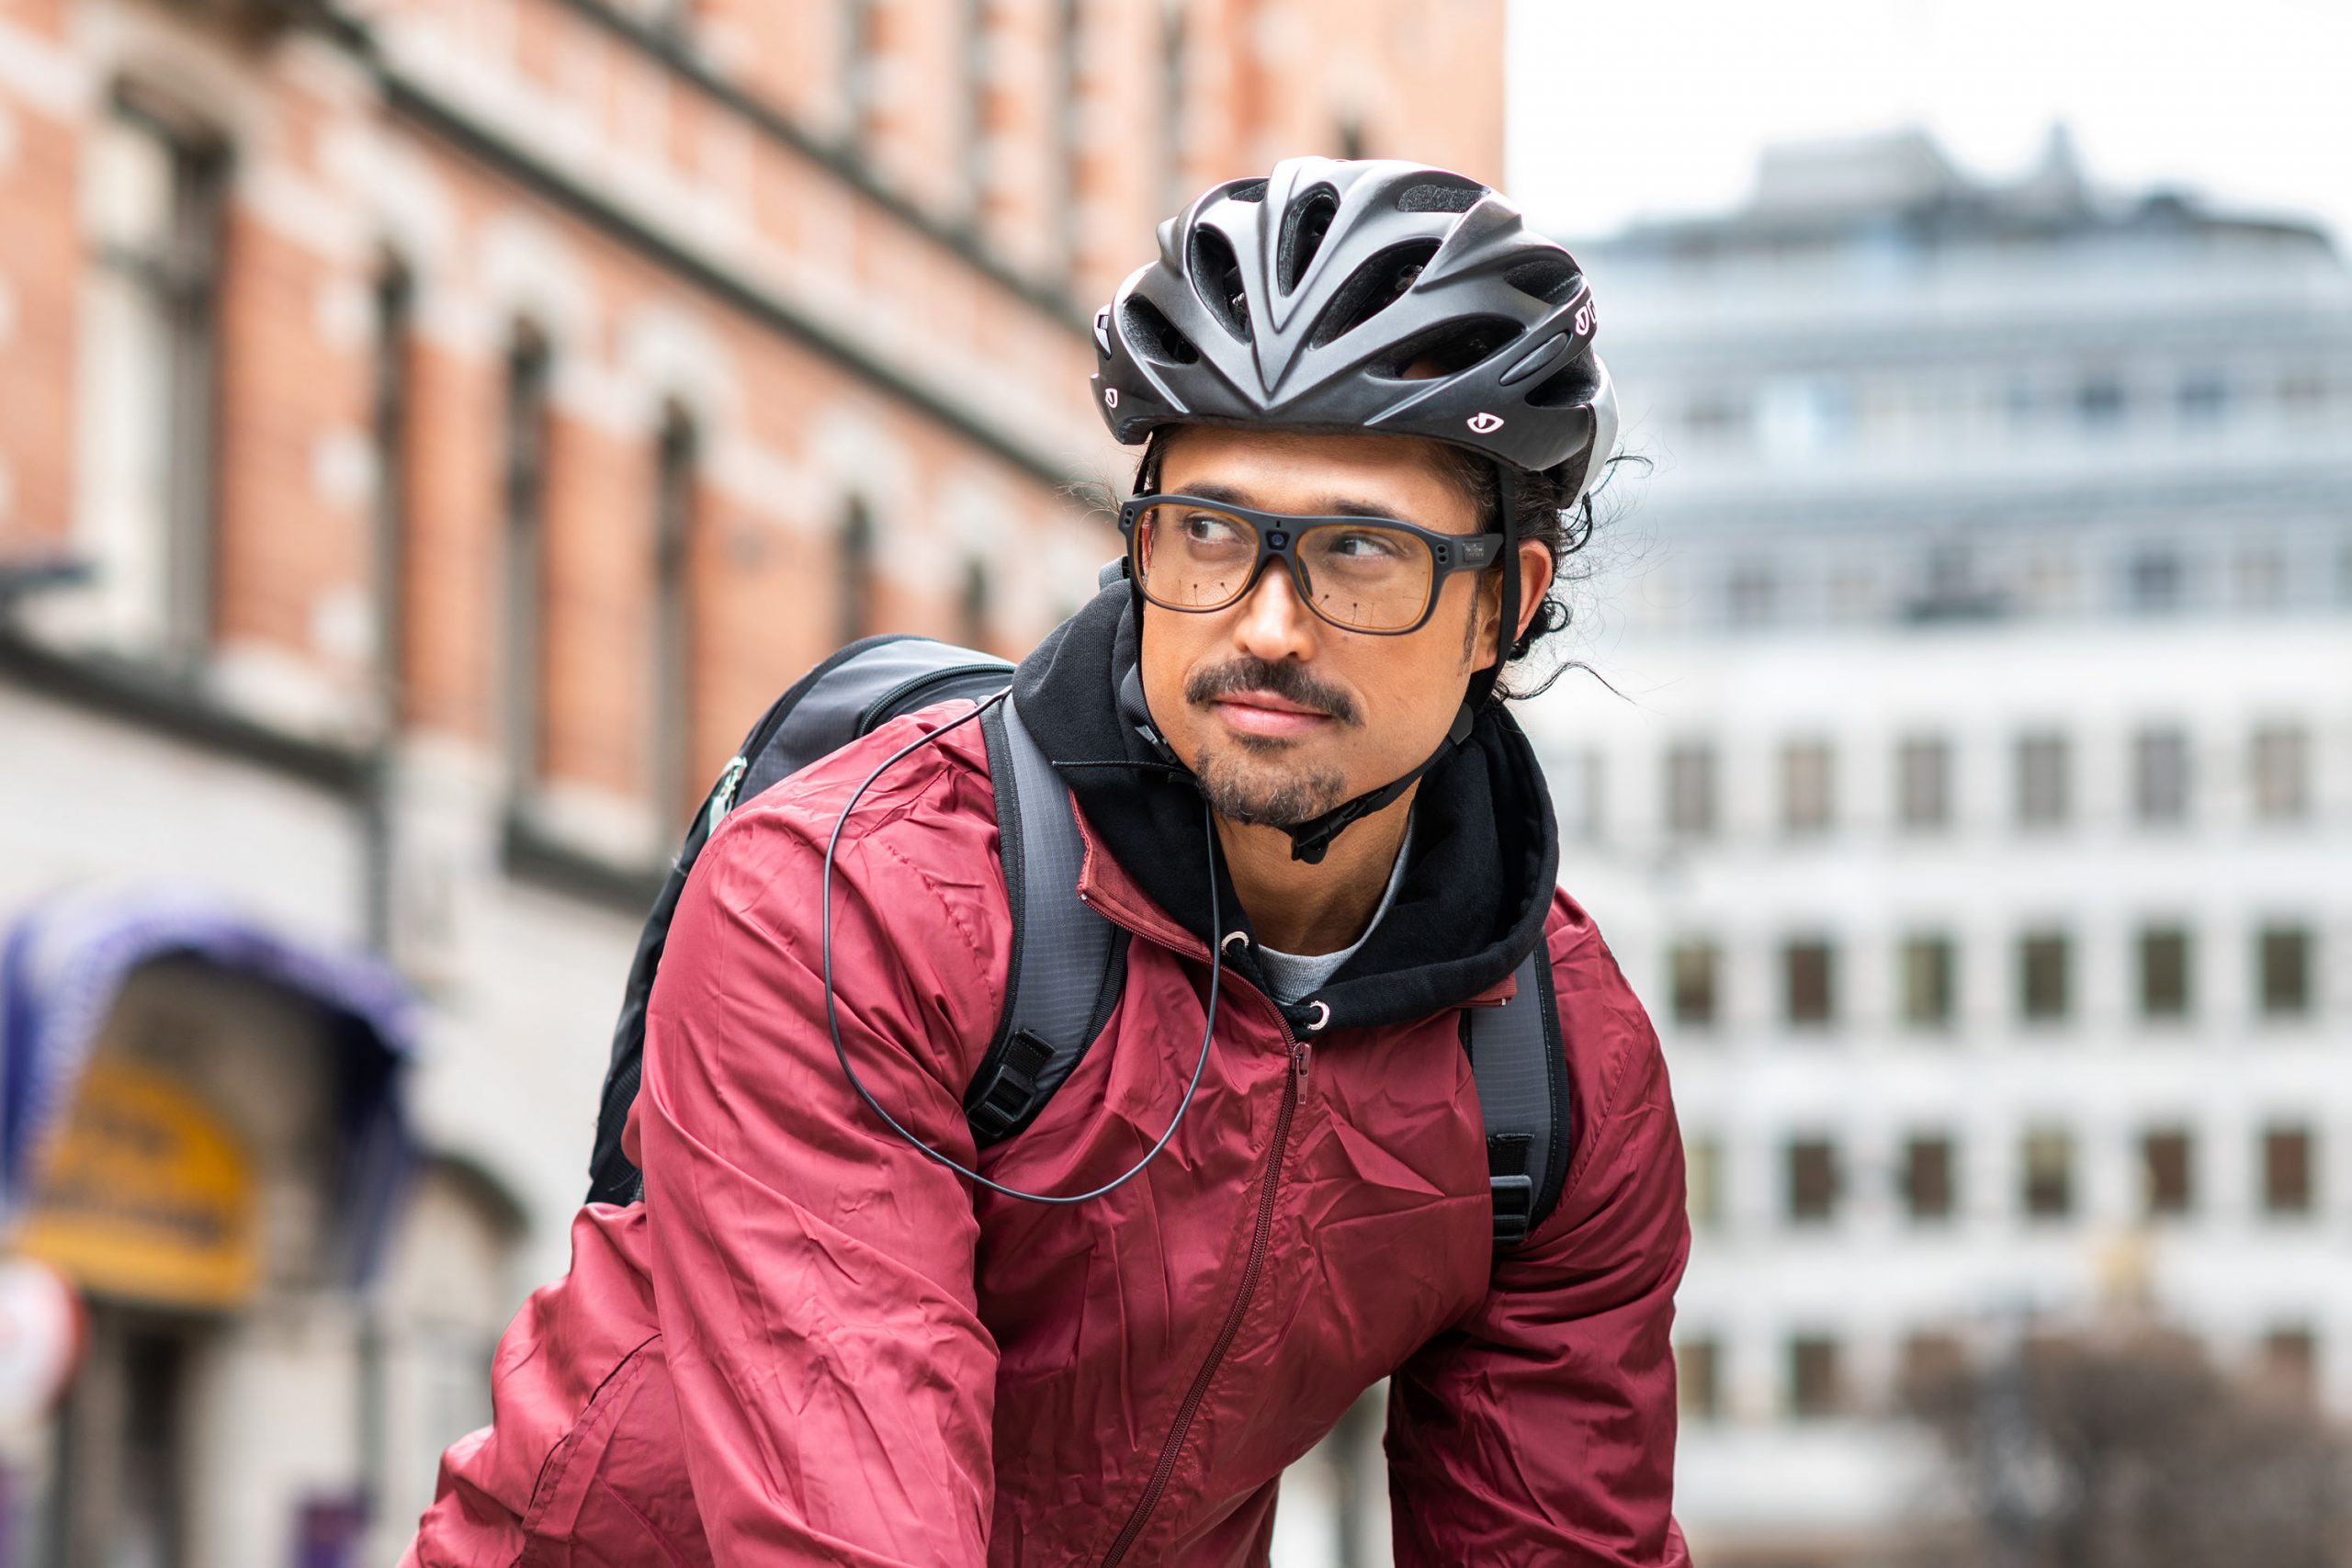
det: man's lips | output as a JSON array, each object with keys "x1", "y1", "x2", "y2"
[{"x1": 1210, "y1": 693, "x2": 1333, "y2": 739}]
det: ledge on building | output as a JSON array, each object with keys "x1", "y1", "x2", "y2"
[
  {"x1": 0, "y1": 621, "x2": 371, "y2": 797},
  {"x1": 498, "y1": 804, "x2": 667, "y2": 918}
]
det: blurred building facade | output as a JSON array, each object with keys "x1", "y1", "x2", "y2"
[
  {"x1": 0, "y1": 1, "x2": 1500, "y2": 1563},
  {"x1": 1529, "y1": 130, "x2": 2352, "y2": 1565}
]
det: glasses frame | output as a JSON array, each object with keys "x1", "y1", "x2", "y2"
[{"x1": 1117, "y1": 491, "x2": 1507, "y2": 637}]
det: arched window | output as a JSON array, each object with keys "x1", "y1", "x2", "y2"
[
  {"x1": 650, "y1": 405, "x2": 700, "y2": 829},
  {"x1": 1055, "y1": 0, "x2": 1084, "y2": 272},
  {"x1": 79, "y1": 84, "x2": 229, "y2": 662},
  {"x1": 1159, "y1": 6, "x2": 1188, "y2": 213},
  {"x1": 501, "y1": 325, "x2": 552, "y2": 795},
  {"x1": 838, "y1": 500, "x2": 876, "y2": 644}
]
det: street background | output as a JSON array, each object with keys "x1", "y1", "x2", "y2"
[{"x1": 0, "y1": 1, "x2": 2344, "y2": 1564}]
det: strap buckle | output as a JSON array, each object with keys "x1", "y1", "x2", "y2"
[{"x1": 1489, "y1": 1173, "x2": 1535, "y2": 1247}]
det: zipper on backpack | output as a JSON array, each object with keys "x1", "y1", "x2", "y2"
[{"x1": 1098, "y1": 1036, "x2": 1308, "y2": 1566}]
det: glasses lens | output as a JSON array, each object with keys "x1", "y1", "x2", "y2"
[
  {"x1": 1298, "y1": 523, "x2": 1436, "y2": 632},
  {"x1": 1134, "y1": 502, "x2": 1261, "y2": 611}
]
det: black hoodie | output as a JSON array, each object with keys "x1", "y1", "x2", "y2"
[{"x1": 1012, "y1": 587, "x2": 1562, "y2": 1035}]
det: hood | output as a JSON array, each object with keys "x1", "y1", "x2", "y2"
[{"x1": 1011, "y1": 587, "x2": 1561, "y2": 1032}]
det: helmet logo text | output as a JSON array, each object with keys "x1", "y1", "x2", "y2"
[
  {"x1": 1103, "y1": 388, "x2": 1121, "y2": 409},
  {"x1": 1574, "y1": 301, "x2": 1596, "y2": 336},
  {"x1": 1466, "y1": 412, "x2": 1506, "y2": 434}
]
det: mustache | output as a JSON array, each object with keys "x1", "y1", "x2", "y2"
[{"x1": 1183, "y1": 657, "x2": 1360, "y2": 727}]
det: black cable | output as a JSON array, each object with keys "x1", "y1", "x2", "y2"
[{"x1": 820, "y1": 693, "x2": 1223, "y2": 1203}]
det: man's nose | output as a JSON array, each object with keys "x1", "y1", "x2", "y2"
[{"x1": 1231, "y1": 559, "x2": 1319, "y2": 662}]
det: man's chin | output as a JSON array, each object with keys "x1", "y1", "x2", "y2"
[{"x1": 1192, "y1": 742, "x2": 1349, "y2": 830}]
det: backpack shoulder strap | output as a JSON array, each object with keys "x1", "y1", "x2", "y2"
[
  {"x1": 1465, "y1": 947, "x2": 1573, "y2": 1249},
  {"x1": 966, "y1": 693, "x2": 1127, "y2": 1145}
]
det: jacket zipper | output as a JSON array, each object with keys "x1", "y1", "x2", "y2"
[{"x1": 1098, "y1": 1031, "x2": 1313, "y2": 1567}]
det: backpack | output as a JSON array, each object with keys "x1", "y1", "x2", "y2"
[{"x1": 584, "y1": 635, "x2": 1571, "y2": 1247}]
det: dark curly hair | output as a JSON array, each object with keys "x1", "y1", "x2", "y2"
[{"x1": 1129, "y1": 429, "x2": 1623, "y2": 703}]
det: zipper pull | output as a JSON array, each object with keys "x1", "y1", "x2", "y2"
[{"x1": 1290, "y1": 1041, "x2": 1313, "y2": 1095}]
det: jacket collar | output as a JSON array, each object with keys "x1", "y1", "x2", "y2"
[{"x1": 1012, "y1": 589, "x2": 1559, "y2": 1032}]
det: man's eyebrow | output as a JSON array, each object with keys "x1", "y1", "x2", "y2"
[{"x1": 1171, "y1": 481, "x2": 1413, "y2": 525}]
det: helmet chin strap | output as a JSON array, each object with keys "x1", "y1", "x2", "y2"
[{"x1": 1119, "y1": 464, "x2": 1523, "y2": 867}]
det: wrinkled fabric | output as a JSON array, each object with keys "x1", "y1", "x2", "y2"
[{"x1": 403, "y1": 704, "x2": 1689, "y2": 1567}]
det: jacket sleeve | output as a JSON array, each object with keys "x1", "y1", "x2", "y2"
[
  {"x1": 637, "y1": 743, "x2": 1007, "y2": 1566},
  {"x1": 1385, "y1": 931, "x2": 1692, "y2": 1568}
]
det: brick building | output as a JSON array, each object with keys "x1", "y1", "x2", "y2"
[{"x1": 0, "y1": 1, "x2": 1500, "y2": 1562}]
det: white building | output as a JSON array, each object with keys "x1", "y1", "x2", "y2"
[{"x1": 1524, "y1": 130, "x2": 2352, "y2": 1566}]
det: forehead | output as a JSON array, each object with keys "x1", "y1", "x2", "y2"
[{"x1": 1154, "y1": 425, "x2": 1478, "y2": 531}]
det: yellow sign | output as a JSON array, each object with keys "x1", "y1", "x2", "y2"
[{"x1": 16, "y1": 1061, "x2": 258, "y2": 1311}]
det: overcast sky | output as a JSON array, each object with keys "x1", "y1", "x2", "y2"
[{"x1": 1505, "y1": 0, "x2": 2352, "y2": 245}]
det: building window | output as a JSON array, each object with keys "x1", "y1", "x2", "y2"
[
  {"x1": 2142, "y1": 1128, "x2": 2194, "y2": 1217},
  {"x1": 1786, "y1": 1137, "x2": 1838, "y2": 1224},
  {"x1": 2126, "y1": 547, "x2": 2184, "y2": 613},
  {"x1": 842, "y1": 0, "x2": 879, "y2": 151},
  {"x1": 2264, "y1": 1126, "x2": 2315, "y2": 1216},
  {"x1": 1902, "y1": 1134, "x2": 1956, "y2": 1223},
  {"x1": 2250, "y1": 724, "x2": 2311, "y2": 822},
  {"x1": 1554, "y1": 748, "x2": 1603, "y2": 841},
  {"x1": 2014, "y1": 732, "x2": 2069, "y2": 828},
  {"x1": 2177, "y1": 368, "x2": 2229, "y2": 423},
  {"x1": 1667, "y1": 941, "x2": 1720, "y2": 1029},
  {"x1": 956, "y1": 558, "x2": 992, "y2": 651},
  {"x1": 2258, "y1": 926, "x2": 2313, "y2": 1019},
  {"x1": 2132, "y1": 727, "x2": 2191, "y2": 825},
  {"x1": 1726, "y1": 563, "x2": 1775, "y2": 626},
  {"x1": 2233, "y1": 547, "x2": 2287, "y2": 609},
  {"x1": 1895, "y1": 736, "x2": 1952, "y2": 831},
  {"x1": 2075, "y1": 375, "x2": 2127, "y2": 428},
  {"x1": 1157, "y1": 4, "x2": 1187, "y2": 215},
  {"x1": 1054, "y1": 0, "x2": 1084, "y2": 273},
  {"x1": 1781, "y1": 739, "x2": 1834, "y2": 835},
  {"x1": 501, "y1": 326, "x2": 553, "y2": 793},
  {"x1": 1663, "y1": 741, "x2": 1716, "y2": 838},
  {"x1": 1686, "y1": 1136, "x2": 1724, "y2": 1231},
  {"x1": 959, "y1": 0, "x2": 992, "y2": 215},
  {"x1": 79, "y1": 89, "x2": 230, "y2": 661},
  {"x1": 1899, "y1": 1333, "x2": 1968, "y2": 1403},
  {"x1": 370, "y1": 257, "x2": 414, "y2": 713},
  {"x1": 1788, "y1": 1336, "x2": 1844, "y2": 1419},
  {"x1": 1678, "y1": 1337, "x2": 1723, "y2": 1420},
  {"x1": 2262, "y1": 1328, "x2": 2318, "y2": 1404},
  {"x1": 1901, "y1": 934, "x2": 1956, "y2": 1029},
  {"x1": 650, "y1": 406, "x2": 700, "y2": 830},
  {"x1": 2020, "y1": 1127, "x2": 2075, "y2": 1220},
  {"x1": 2018, "y1": 931, "x2": 2071, "y2": 1024},
  {"x1": 1782, "y1": 939, "x2": 1836, "y2": 1028},
  {"x1": 2137, "y1": 926, "x2": 2192, "y2": 1021},
  {"x1": 838, "y1": 500, "x2": 876, "y2": 644}
]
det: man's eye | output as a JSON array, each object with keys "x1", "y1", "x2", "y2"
[
  {"x1": 1328, "y1": 529, "x2": 1405, "y2": 559},
  {"x1": 1181, "y1": 513, "x2": 1245, "y2": 545}
]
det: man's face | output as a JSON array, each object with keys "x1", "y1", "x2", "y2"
[{"x1": 1136, "y1": 425, "x2": 1535, "y2": 830}]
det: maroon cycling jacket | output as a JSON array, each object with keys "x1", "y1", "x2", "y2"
[{"x1": 403, "y1": 593, "x2": 1690, "y2": 1567}]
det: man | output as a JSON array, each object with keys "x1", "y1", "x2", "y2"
[{"x1": 406, "y1": 157, "x2": 1688, "y2": 1567}]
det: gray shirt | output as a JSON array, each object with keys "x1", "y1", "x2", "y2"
[{"x1": 1253, "y1": 818, "x2": 1415, "y2": 1006}]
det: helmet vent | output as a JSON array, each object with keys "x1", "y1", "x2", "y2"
[
  {"x1": 1374, "y1": 315, "x2": 1523, "y2": 379},
  {"x1": 1396, "y1": 180, "x2": 1481, "y2": 214},
  {"x1": 1503, "y1": 258, "x2": 1582, "y2": 306},
  {"x1": 1189, "y1": 228, "x2": 1252, "y2": 342},
  {"x1": 1278, "y1": 186, "x2": 1341, "y2": 294},
  {"x1": 1306, "y1": 239, "x2": 1442, "y2": 349},
  {"x1": 1226, "y1": 179, "x2": 1268, "y2": 203},
  {"x1": 1123, "y1": 297, "x2": 1201, "y2": 366},
  {"x1": 1524, "y1": 358, "x2": 1600, "y2": 409}
]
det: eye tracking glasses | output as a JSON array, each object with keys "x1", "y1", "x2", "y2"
[{"x1": 1117, "y1": 492, "x2": 1506, "y2": 637}]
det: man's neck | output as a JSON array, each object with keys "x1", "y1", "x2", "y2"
[{"x1": 1214, "y1": 786, "x2": 1418, "y2": 956}]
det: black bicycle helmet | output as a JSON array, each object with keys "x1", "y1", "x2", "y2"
[
  {"x1": 1091, "y1": 155, "x2": 1618, "y2": 504},
  {"x1": 1091, "y1": 157, "x2": 1619, "y2": 863}
]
